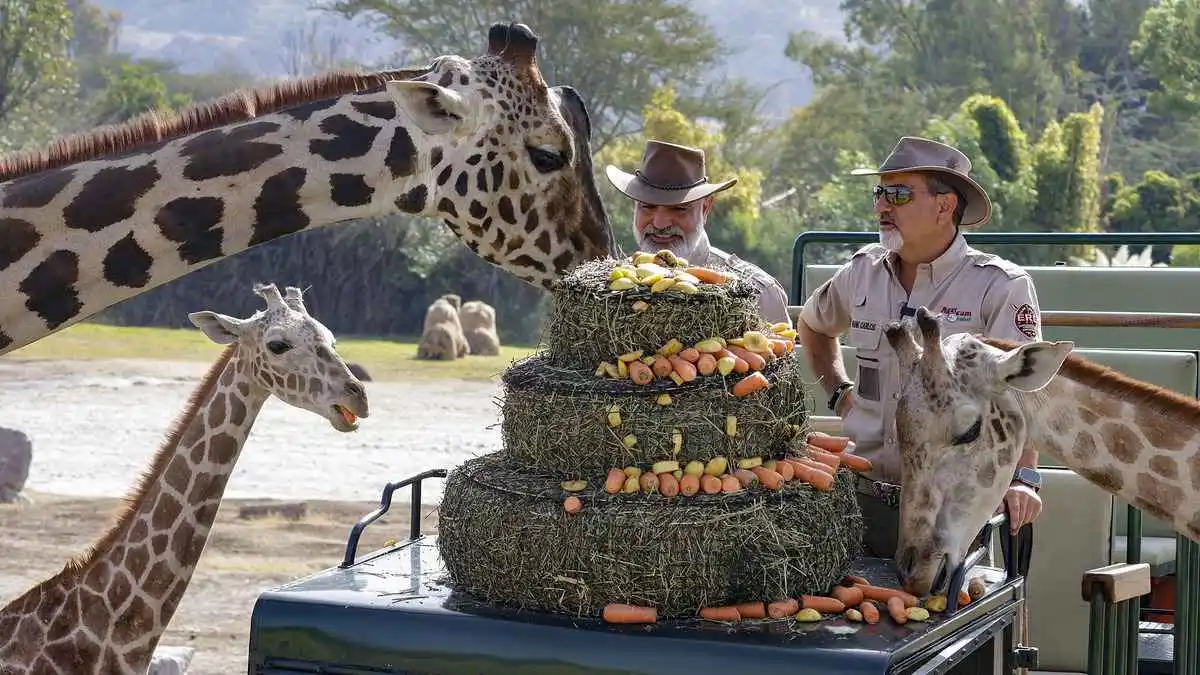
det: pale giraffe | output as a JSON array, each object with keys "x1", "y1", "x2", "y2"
[
  {"x1": 0, "y1": 282, "x2": 368, "y2": 674},
  {"x1": 883, "y1": 306, "x2": 1200, "y2": 596},
  {"x1": 0, "y1": 21, "x2": 616, "y2": 358}
]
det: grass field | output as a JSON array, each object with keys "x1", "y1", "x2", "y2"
[{"x1": 6, "y1": 322, "x2": 540, "y2": 382}]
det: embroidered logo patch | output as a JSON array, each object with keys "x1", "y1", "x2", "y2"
[
  {"x1": 1013, "y1": 303, "x2": 1039, "y2": 338},
  {"x1": 939, "y1": 306, "x2": 973, "y2": 322}
]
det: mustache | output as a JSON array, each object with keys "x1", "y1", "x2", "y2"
[{"x1": 640, "y1": 226, "x2": 685, "y2": 238}]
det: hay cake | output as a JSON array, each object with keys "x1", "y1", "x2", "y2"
[{"x1": 438, "y1": 452, "x2": 864, "y2": 617}]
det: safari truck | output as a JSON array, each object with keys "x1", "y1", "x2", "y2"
[{"x1": 243, "y1": 231, "x2": 1200, "y2": 675}]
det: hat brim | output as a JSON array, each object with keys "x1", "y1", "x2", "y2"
[
  {"x1": 850, "y1": 165, "x2": 991, "y2": 228},
  {"x1": 605, "y1": 165, "x2": 738, "y2": 206}
]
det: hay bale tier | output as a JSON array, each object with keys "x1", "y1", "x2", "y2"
[
  {"x1": 544, "y1": 256, "x2": 767, "y2": 371},
  {"x1": 437, "y1": 452, "x2": 864, "y2": 618},
  {"x1": 500, "y1": 350, "x2": 809, "y2": 475}
]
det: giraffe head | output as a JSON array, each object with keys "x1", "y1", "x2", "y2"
[
  {"x1": 883, "y1": 306, "x2": 1072, "y2": 595},
  {"x1": 384, "y1": 22, "x2": 617, "y2": 286},
  {"x1": 187, "y1": 283, "x2": 368, "y2": 432}
]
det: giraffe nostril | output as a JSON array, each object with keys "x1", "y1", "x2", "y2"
[{"x1": 345, "y1": 380, "x2": 366, "y2": 400}]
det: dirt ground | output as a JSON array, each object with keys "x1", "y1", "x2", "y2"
[{"x1": 0, "y1": 491, "x2": 440, "y2": 674}]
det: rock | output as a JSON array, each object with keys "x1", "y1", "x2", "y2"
[
  {"x1": 0, "y1": 427, "x2": 32, "y2": 504},
  {"x1": 237, "y1": 501, "x2": 307, "y2": 521},
  {"x1": 148, "y1": 645, "x2": 194, "y2": 675}
]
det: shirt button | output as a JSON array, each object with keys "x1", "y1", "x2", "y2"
[
  {"x1": 887, "y1": 438, "x2": 894, "y2": 445},
  {"x1": 892, "y1": 392, "x2": 900, "y2": 400}
]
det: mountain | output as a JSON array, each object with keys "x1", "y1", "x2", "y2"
[{"x1": 98, "y1": 0, "x2": 845, "y2": 118}]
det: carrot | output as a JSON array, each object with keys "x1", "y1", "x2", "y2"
[
  {"x1": 859, "y1": 601, "x2": 881, "y2": 624},
  {"x1": 733, "y1": 469, "x2": 759, "y2": 488},
  {"x1": 659, "y1": 472, "x2": 680, "y2": 497},
  {"x1": 844, "y1": 574, "x2": 870, "y2": 587},
  {"x1": 800, "y1": 595, "x2": 846, "y2": 614},
  {"x1": 839, "y1": 453, "x2": 874, "y2": 473},
  {"x1": 699, "y1": 605, "x2": 741, "y2": 622},
  {"x1": 605, "y1": 468, "x2": 626, "y2": 494},
  {"x1": 775, "y1": 459, "x2": 795, "y2": 481},
  {"x1": 727, "y1": 345, "x2": 767, "y2": 371},
  {"x1": 856, "y1": 584, "x2": 920, "y2": 608},
  {"x1": 796, "y1": 456, "x2": 835, "y2": 476},
  {"x1": 716, "y1": 348, "x2": 749, "y2": 374},
  {"x1": 720, "y1": 474, "x2": 741, "y2": 493},
  {"x1": 603, "y1": 603, "x2": 657, "y2": 624},
  {"x1": 679, "y1": 347, "x2": 701, "y2": 363},
  {"x1": 563, "y1": 496, "x2": 582, "y2": 513},
  {"x1": 959, "y1": 590, "x2": 972, "y2": 606},
  {"x1": 792, "y1": 462, "x2": 835, "y2": 491},
  {"x1": 807, "y1": 431, "x2": 851, "y2": 452},
  {"x1": 679, "y1": 474, "x2": 700, "y2": 496},
  {"x1": 806, "y1": 445, "x2": 842, "y2": 468},
  {"x1": 768, "y1": 339, "x2": 790, "y2": 356},
  {"x1": 732, "y1": 371, "x2": 770, "y2": 397},
  {"x1": 700, "y1": 474, "x2": 722, "y2": 494},
  {"x1": 628, "y1": 360, "x2": 654, "y2": 385},
  {"x1": 684, "y1": 266, "x2": 729, "y2": 284},
  {"x1": 768, "y1": 598, "x2": 800, "y2": 618},
  {"x1": 750, "y1": 466, "x2": 784, "y2": 490},
  {"x1": 734, "y1": 601, "x2": 766, "y2": 619},
  {"x1": 651, "y1": 355, "x2": 673, "y2": 378},
  {"x1": 886, "y1": 596, "x2": 908, "y2": 624},
  {"x1": 669, "y1": 355, "x2": 698, "y2": 382},
  {"x1": 696, "y1": 352, "x2": 717, "y2": 376},
  {"x1": 639, "y1": 471, "x2": 660, "y2": 494},
  {"x1": 830, "y1": 584, "x2": 865, "y2": 607}
]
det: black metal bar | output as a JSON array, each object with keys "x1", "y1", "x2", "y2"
[
  {"x1": 340, "y1": 469, "x2": 447, "y2": 568},
  {"x1": 790, "y1": 230, "x2": 1200, "y2": 302},
  {"x1": 945, "y1": 512, "x2": 1008, "y2": 614}
]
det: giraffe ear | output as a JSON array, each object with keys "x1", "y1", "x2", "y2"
[
  {"x1": 995, "y1": 340, "x2": 1074, "y2": 392},
  {"x1": 188, "y1": 311, "x2": 245, "y2": 345},
  {"x1": 387, "y1": 81, "x2": 469, "y2": 136}
]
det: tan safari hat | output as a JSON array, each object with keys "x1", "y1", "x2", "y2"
[
  {"x1": 850, "y1": 136, "x2": 992, "y2": 227},
  {"x1": 605, "y1": 140, "x2": 738, "y2": 206}
]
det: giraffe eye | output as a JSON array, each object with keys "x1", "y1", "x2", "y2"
[
  {"x1": 951, "y1": 417, "x2": 982, "y2": 445},
  {"x1": 266, "y1": 340, "x2": 292, "y2": 355},
  {"x1": 527, "y1": 146, "x2": 565, "y2": 173}
]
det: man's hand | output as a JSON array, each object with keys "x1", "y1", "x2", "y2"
[{"x1": 995, "y1": 483, "x2": 1042, "y2": 533}]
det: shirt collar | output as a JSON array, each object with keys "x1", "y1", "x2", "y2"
[{"x1": 883, "y1": 231, "x2": 968, "y2": 287}]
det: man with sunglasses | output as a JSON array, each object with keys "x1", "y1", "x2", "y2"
[
  {"x1": 606, "y1": 140, "x2": 792, "y2": 327},
  {"x1": 796, "y1": 136, "x2": 1045, "y2": 560}
]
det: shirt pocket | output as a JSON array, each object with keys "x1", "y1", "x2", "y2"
[{"x1": 846, "y1": 292, "x2": 885, "y2": 404}]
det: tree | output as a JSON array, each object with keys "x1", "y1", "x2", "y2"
[
  {"x1": 1131, "y1": 0, "x2": 1200, "y2": 114},
  {"x1": 319, "y1": 0, "x2": 723, "y2": 150},
  {"x1": 0, "y1": 0, "x2": 76, "y2": 151}
]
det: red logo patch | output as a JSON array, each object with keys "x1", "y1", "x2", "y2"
[{"x1": 1013, "y1": 303, "x2": 1039, "y2": 339}]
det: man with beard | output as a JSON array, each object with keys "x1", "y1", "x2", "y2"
[
  {"x1": 796, "y1": 136, "x2": 1045, "y2": 558},
  {"x1": 605, "y1": 140, "x2": 792, "y2": 327}
]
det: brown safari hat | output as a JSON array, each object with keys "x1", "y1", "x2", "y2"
[
  {"x1": 605, "y1": 140, "x2": 738, "y2": 206},
  {"x1": 850, "y1": 136, "x2": 992, "y2": 227}
]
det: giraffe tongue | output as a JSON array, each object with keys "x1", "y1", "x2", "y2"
[{"x1": 336, "y1": 405, "x2": 358, "y2": 425}]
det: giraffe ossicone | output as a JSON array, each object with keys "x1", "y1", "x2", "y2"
[
  {"x1": 885, "y1": 306, "x2": 1200, "y2": 597},
  {"x1": 0, "y1": 20, "x2": 616, "y2": 358},
  {"x1": 0, "y1": 282, "x2": 367, "y2": 674}
]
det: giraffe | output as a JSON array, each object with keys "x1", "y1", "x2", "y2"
[
  {"x1": 0, "y1": 282, "x2": 368, "y2": 674},
  {"x1": 882, "y1": 305, "x2": 1200, "y2": 597},
  {"x1": 0, "y1": 21, "x2": 617, "y2": 358}
]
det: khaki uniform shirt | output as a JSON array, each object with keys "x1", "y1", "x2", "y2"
[
  {"x1": 799, "y1": 233, "x2": 1042, "y2": 483},
  {"x1": 707, "y1": 246, "x2": 792, "y2": 328}
]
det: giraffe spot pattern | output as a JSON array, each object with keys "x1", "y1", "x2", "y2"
[
  {"x1": 1, "y1": 167, "x2": 75, "y2": 208},
  {"x1": 1149, "y1": 455, "x2": 1179, "y2": 479},
  {"x1": 250, "y1": 167, "x2": 309, "y2": 246},
  {"x1": 1102, "y1": 422, "x2": 1144, "y2": 464},
  {"x1": 350, "y1": 100, "x2": 396, "y2": 120},
  {"x1": 63, "y1": 163, "x2": 161, "y2": 233},
  {"x1": 1071, "y1": 431, "x2": 1098, "y2": 462},
  {"x1": 327, "y1": 173, "x2": 374, "y2": 208},
  {"x1": 309, "y1": 114, "x2": 381, "y2": 161},
  {"x1": 156, "y1": 196, "x2": 226, "y2": 264},
  {"x1": 282, "y1": 97, "x2": 339, "y2": 121},
  {"x1": 103, "y1": 233, "x2": 154, "y2": 288},
  {"x1": 151, "y1": 490, "x2": 183, "y2": 530},
  {"x1": 180, "y1": 121, "x2": 284, "y2": 181},
  {"x1": 395, "y1": 185, "x2": 427, "y2": 213},
  {"x1": 1134, "y1": 404, "x2": 1191, "y2": 452},
  {"x1": 171, "y1": 519, "x2": 196, "y2": 565},
  {"x1": 0, "y1": 217, "x2": 41, "y2": 271},
  {"x1": 20, "y1": 249, "x2": 82, "y2": 329},
  {"x1": 208, "y1": 433, "x2": 238, "y2": 464}
]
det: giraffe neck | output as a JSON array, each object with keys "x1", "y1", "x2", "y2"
[
  {"x1": 1016, "y1": 366, "x2": 1200, "y2": 542},
  {"x1": 0, "y1": 345, "x2": 267, "y2": 674},
  {"x1": 0, "y1": 87, "x2": 431, "y2": 357}
]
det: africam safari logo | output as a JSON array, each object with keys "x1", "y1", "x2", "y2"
[
  {"x1": 1013, "y1": 303, "x2": 1039, "y2": 338},
  {"x1": 939, "y1": 306, "x2": 973, "y2": 322}
]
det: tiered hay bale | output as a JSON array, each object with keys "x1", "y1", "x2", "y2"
[{"x1": 438, "y1": 452, "x2": 863, "y2": 617}]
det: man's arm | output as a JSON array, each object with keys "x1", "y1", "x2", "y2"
[{"x1": 797, "y1": 270, "x2": 855, "y2": 409}]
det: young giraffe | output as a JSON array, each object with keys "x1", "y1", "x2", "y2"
[
  {"x1": 0, "y1": 282, "x2": 368, "y2": 674},
  {"x1": 883, "y1": 306, "x2": 1200, "y2": 596},
  {"x1": 0, "y1": 21, "x2": 616, "y2": 358}
]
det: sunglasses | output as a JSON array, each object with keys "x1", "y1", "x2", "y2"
[{"x1": 873, "y1": 184, "x2": 918, "y2": 206}]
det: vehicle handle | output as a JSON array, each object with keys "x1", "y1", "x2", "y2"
[
  {"x1": 339, "y1": 468, "x2": 447, "y2": 568},
  {"x1": 944, "y1": 511, "x2": 1016, "y2": 614}
]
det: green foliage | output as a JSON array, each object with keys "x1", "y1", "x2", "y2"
[
  {"x1": 962, "y1": 94, "x2": 1029, "y2": 183},
  {"x1": 0, "y1": 0, "x2": 77, "y2": 151},
  {"x1": 1131, "y1": 0, "x2": 1200, "y2": 114}
]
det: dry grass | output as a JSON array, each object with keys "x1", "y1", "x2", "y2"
[{"x1": 6, "y1": 322, "x2": 538, "y2": 382}]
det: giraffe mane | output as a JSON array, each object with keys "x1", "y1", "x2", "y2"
[
  {"x1": 0, "y1": 66, "x2": 431, "y2": 183},
  {"x1": 981, "y1": 337, "x2": 1200, "y2": 419},
  {"x1": 58, "y1": 344, "x2": 238, "y2": 576}
]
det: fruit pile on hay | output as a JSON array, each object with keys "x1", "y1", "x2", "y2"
[
  {"x1": 437, "y1": 450, "x2": 864, "y2": 617},
  {"x1": 435, "y1": 250, "x2": 866, "y2": 621}
]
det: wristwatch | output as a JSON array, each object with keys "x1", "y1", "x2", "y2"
[
  {"x1": 827, "y1": 382, "x2": 854, "y2": 414},
  {"x1": 1012, "y1": 466, "x2": 1042, "y2": 491}
]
